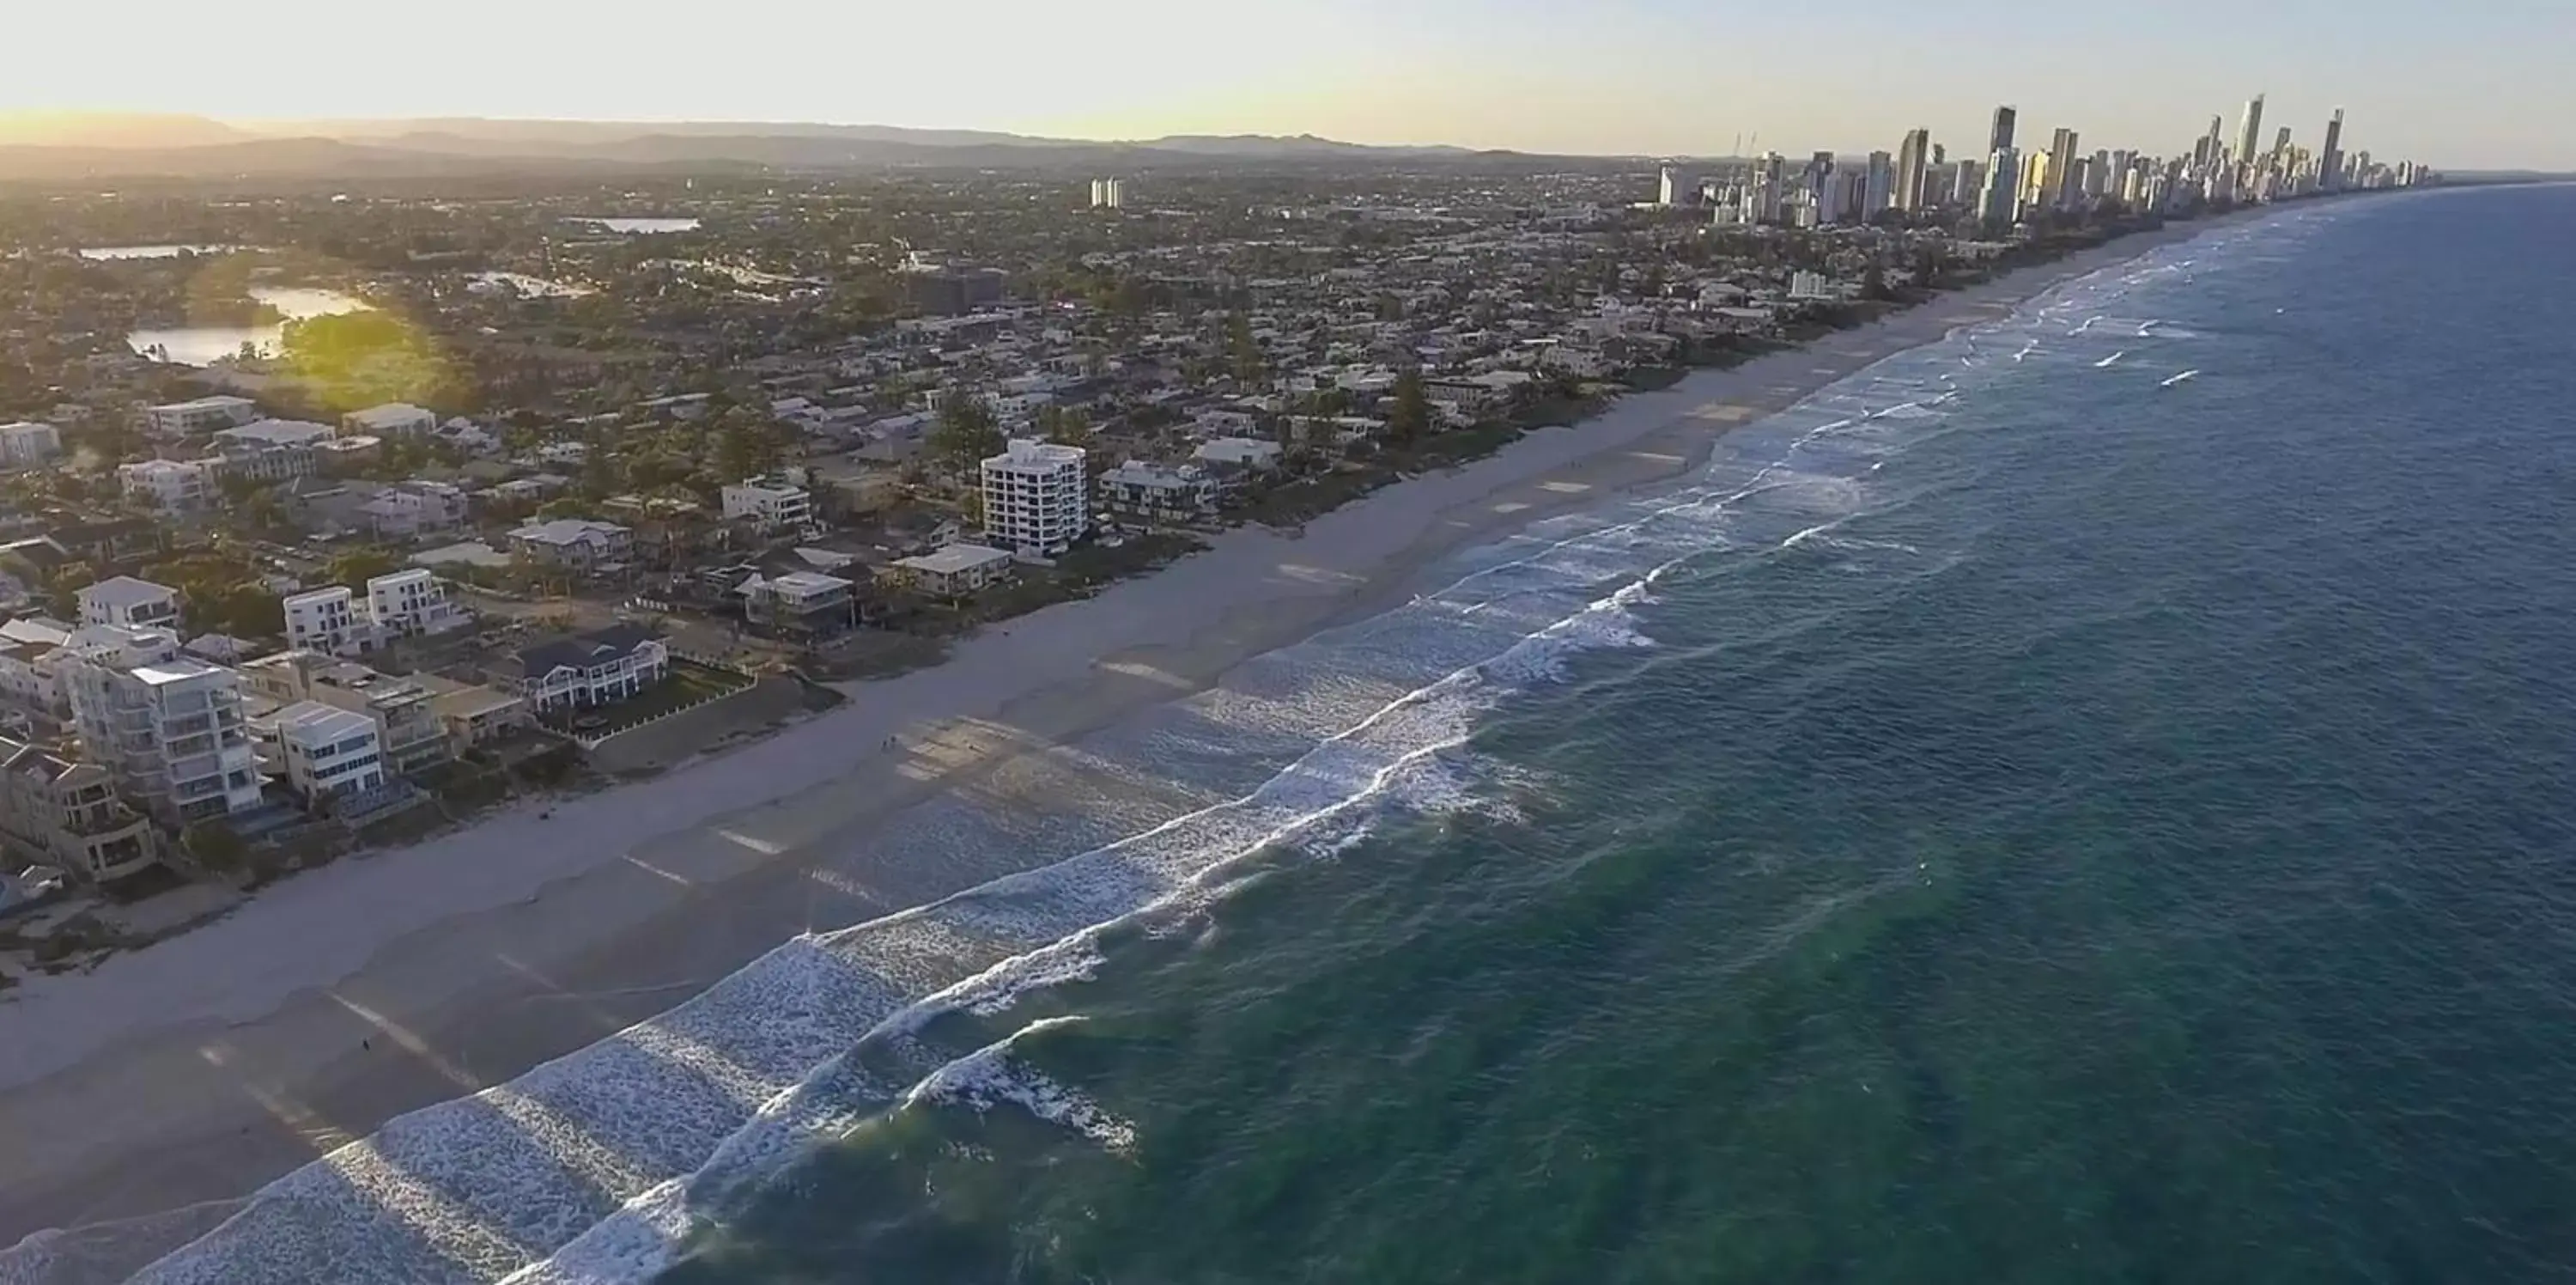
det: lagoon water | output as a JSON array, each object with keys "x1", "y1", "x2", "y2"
[
  {"x1": 98, "y1": 184, "x2": 2576, "y2": 1285},
  {"x1": 125, "y1": 284, "x2": 370, "y2": 366}
]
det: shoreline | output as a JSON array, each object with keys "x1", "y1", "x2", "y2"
[{"x1": 0, "y1": 209, "x2": 2265, "y2": 1273}]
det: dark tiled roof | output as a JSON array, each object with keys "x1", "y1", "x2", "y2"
[{"x1": 513, "y1": 624, "x2": 659, "y2": 679}]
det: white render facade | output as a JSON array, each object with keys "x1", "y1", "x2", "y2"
[
  {"x1": 61, "y1": 626, "x2": 261, "y2": 826},
  {"x1": 283, "y1": 587, "x2": 370, "y2": 657},
  {"x1": 720, "y1": 475, "x2": 817, "y2": 531},
  {"x1": 143, "y1": 395, "x2": 258, "y2": 438},
  {"x1": 118, "y1": 458, "x2": 216, "y2": 512},
  {"x1": 77, "y1": 576, "x2": 181, "y2": 631},
  {"x1": 980, "y1": 438, "x2": 1088, "y2": 556},
  {"x1": 283, "y1": 571, "x2": 465, "y2": 657},
  {"x1": 266, "y1": 702, "x2": 386, "y2": 806}
]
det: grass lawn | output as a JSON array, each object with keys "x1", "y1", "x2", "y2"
[{"x1": 557, "y1": 662, "x2": 754, "y2": 736}]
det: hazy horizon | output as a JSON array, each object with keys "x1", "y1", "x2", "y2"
[{"x1": 4, "y1": 1, "x2": 2568, "y2": 170}]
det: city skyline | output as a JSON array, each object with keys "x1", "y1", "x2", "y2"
[{"x1": 0, "y1": 0, "x2": 2567, "y2": 171}]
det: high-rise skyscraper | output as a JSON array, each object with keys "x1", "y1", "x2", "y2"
[
  {"x1": 1990, "y1": 106, "x2": 2018, "y2": 155},
  {"x1": 2047, "y1": 127, "x2": 2082, "y2": 210},
  {"x1": 2319, "y1": 110, "x2": 2346, "y2": 191},
  {"x1": 1980, "y1": 148, "x2": 2020, "y2": 225},
  {"x1": 2272, "y1": 126, "x2": 2293, "y2": 163},
  {"x1": 1657, "y1": 166, "x2": 1677, "y2": 207},
  {"x1": 1894, "y1": 129, "x2": 1931, "y2": 212},
  {"x1": 1955, "y1": 158, "x2": 1983, "y2": 211},
  {"x1": 1863, "y1": 150, "x2": 1895, "y2": 214},
  {"x1": 2236, "y1": 94, "x2": 2267, "y2": 165}
]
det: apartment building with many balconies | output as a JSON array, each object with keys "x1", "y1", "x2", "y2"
[
  {"x1": 980, "y1": 438, "x2": 1088, "y2": 556},
  {"x1": 59, "y1": 625, "x2": 262, "y2": 827},
  {"x1": 0, "y1": 734, "x2": 159, "y2": 881}
]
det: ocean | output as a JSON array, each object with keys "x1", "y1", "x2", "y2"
[{"x1": 79, "y1": 183, "x2": 2576, "y2": 1284}]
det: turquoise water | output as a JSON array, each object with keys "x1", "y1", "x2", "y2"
[{"x1": 660, "y1": 186, "x2": 2576, "y2": 1283}]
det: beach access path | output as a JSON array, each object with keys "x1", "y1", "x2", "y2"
[{"x1": 0, "y1": 220, "x2": 2233, "y2": 1265}]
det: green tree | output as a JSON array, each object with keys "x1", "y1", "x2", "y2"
[
  {"x1": 47, "y1": 568, "x2": 94, "y2": 620},
  {"x1": 929, "y1": 387, "x2": 1004, "y2": 474},
  {"x1": 326, "y1": 548, "x2": 401, "y2": 591},
  {"x1": 1388, "y1": 368, "x2": 1432, "y2": 446},
  {"x1": 1035, "y1": 404, "x2": 1091, "y2": 448},
  {"x1": 1861, "y1": 264, "x2": 1892, "y2": 301},
  {"x1": 714, "y1": 413, "x2": 780, "y2": 482}
]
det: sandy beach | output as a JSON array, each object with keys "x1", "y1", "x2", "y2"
[{"x1": 0, "y1": 218, "x2": 2242, "y2": 1276}]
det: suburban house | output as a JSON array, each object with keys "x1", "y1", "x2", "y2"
[
  {"x1": 0, "y1": 734, "x2": 159, "y2": 882},
  {"x1": 738, "y1": 570, "x2": 857, "y2": 636},
  {"x1": 143, "y1": 395, "x2": 258, "y2": 438},
  {"x1": 508, "y1": 519, "x2": 635, "y2": 571},
  {"x1": 281, "y1": 587, "x2": 368, "y2": 655},
  {"x1": 891, "y1": 542, "x2": 1014, "y2": 598},
  {"x1": 76, "y1": 576, "x2": 181, "y2": 631},
  {"x1": 512, "y1": 624, "x2": 669, "y2": 714}
]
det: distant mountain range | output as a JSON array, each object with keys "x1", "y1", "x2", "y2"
[{"x1": 0, "y1": 114, "x2": 1542, "y2": 181}]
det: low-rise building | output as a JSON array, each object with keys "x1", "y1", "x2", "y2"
[
  {"x1": 240, "y1": 650, "x2": 453, "y2": 775},
  {"x1": 118, "y1": 458, "x2": 217, "y2": 513},
  {"x1": 357, "y1": 480, "x2": 469, "y2": 540},
  {"x1": 0, "y1": 735, "x2": 158, "y2": 882},
  {"x1": 738, "y1": 570, "x2": 856, "y2": 636},
  {"x1": 341, "y1": 403, "x2": 437, "y2": 438},
  {"x1": 144, "y1": 395, "x2": 258, "y2": 438},
  {"x1": 0, "y1": 421, "x2": 61, "y2": 468},
  {"x1": 1099, "y1": 460, "x2": 1216, "y2": 526},
  {"x1": 260, "y1": 701, "x2": 385, "y2": 807},
  {"x1": 213, "y1": 418, "x2": 335, "y2": 452},
  {"x1": 208, "y1": 438, "x2": 317, "y2": 484},
  {"x1": 282, "y1": 586, "x2": 371, "y2": 656},
  {"x1": 366, "y1": 569, "x2": 465, "y2": 640},
  {"x1": 508, "y1": 519, "x2": 635, "y2": 572},
  {"x1": 513, "y1": 624, "x2": 668, "y2": 714},
  {"x1": 720, "y1": 472, "x2": 817, "y2": 532},
  {"x1": 414, "y1": 675, "x2": 533, "y2": 752},
  {"x1": 76, "y1": 576, "x2": 181, "y2": 631},
  {"x1": 891, "y1": 542, "x2": 1015, "y2": 598},
  {"x1": 1193, "y1": 436, "x2": 1285, "y2": 472}
]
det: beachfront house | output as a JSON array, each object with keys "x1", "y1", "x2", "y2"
[
  {"x1": 511, "y1": 624, "x2": 669, "y2": 715},
  {"x1": 890, "y1": 543, "x2": 1014, "y2": 599},
  {"x1": 0, "y1": 734, "x2": 160, "y2": 882}
]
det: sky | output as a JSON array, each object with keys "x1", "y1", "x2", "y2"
[{"x1": 4, "y1": 0, "x2": 2569, "y2": 170}]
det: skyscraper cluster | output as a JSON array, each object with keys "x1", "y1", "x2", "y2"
[{"x1": 1680, "y1": 93, "x2": 2433, "y2": 230}]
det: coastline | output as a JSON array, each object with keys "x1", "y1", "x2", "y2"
[{"x1": 0, "y1": 209, "x2": 2267, "y2": 1276}]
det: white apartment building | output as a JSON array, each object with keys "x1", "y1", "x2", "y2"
[
  {"x1": 1098, "y1": 460, "x2": 1215, "y2": 526},
  {"x1": 366, "y1": 569, "x2": 465, "y2": 639},
  {"x1": 61, "y1": 625, "x2": 262, "y2": 826},
  {"x1": 0, "y1": 421, "x2": 61, "y2": 467},
  {"x1": 980, "y1": 438, "x2": 1089, "y2": 556},
  {"x1": 264, "y1": 701, "x2": 385, "y2": 807},
  {"x1": 143, "y1": 395, "x2": 258, "y2": 438},
  {"x1": 118, "y1": 458, "x2": 216, "y2": 512},
  {"x1": 77, "y1": 576, "x2": 181, "y2": 631},
  {"x1": 282, "y1": 586, "x2": 370, "y2": 656},
  {"x1": 720, "y1": 472, "x2": 817, "y2": 531},
  {"x1": 215, "y1": 418, "x2": 335, "y2": 451},
  {"x1": 341, "y1": 403, "x2": 437, "y2": 438},
  {"x1": 282, "y1": 570, "x2": 465, "y2": 658}
]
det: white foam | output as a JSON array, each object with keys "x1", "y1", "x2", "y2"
[
  {"x1": 112, "y1": 218, "x2": 2233, "y2": 1285},
  {"x1": 903, "y1": 1016, "x2": 1138, "y2": 1153}
]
